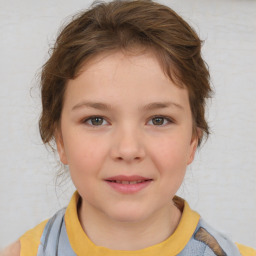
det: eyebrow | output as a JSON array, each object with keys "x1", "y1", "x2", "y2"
[{"x1": 72, "y1": 101, "x2": 183, "y2": 111}]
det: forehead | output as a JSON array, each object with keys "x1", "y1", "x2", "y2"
[
  {"x1": 65, "y1": 50, "x2": 190, "y2": 112},
  {"x1": 77, "y1": 47, "x2": 178, "y2": 82},
  {"x1": 78, "y1": 49, "x2": 163, "y2": 77}
]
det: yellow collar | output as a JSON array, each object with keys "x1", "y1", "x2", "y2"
[{"x1": 65, "y1": 191, "x2": 200, "y2": 256}]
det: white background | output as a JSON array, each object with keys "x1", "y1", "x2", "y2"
[{"x1": 0, "y1": 0, "x2": 255, "y2": 250}]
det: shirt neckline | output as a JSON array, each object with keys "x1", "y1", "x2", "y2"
[{"x1": 65, "y1": 191, "x2": 200, "y2": 256}]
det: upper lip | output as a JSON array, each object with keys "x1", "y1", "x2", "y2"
[{"x1": 105, "y1": 175, "x2": 152, "y2": 182}]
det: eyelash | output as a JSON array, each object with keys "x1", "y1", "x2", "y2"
[{"x1": 82, "y1": 115, "x2": 174, "y2": 127}]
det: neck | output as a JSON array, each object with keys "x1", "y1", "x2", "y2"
[{"x1": 78, "y1": 198, "x2": 181, "y2": 250}]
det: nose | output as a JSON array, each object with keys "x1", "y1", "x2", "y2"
[{"x1": 110, "y1": 126, "x2": 146, "y2": 163}]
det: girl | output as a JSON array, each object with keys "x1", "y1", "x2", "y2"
[{"x1": 3, "y1": 0, "x2": 255, "y2": 255}]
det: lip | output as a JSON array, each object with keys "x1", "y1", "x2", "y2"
[{"x1": 105, "y1": 175, "x2": 153, "y2": 194}]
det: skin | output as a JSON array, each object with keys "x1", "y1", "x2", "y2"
[
  {"x1": 3, "y1": 50, "x2": 198, "y2": 254},
  {"x1": 0, "y1": 241, "x2": 20, "y2": 256},
  {"x1": 56, "y1": 50, "x2": 199, "y2": 250}
]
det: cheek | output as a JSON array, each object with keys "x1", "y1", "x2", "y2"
[
  {"x1": 64, "y1": 134, "x2": 108, "y2": 175},
  {"x1": 65, "y1": 138, "x2": 105, "y2": 196},
  {"x1": 149, "y1": 134, "x2": 191, "y2": 173}
]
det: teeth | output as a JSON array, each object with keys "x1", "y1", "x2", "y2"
[{"x1": 112, "y1": 180, "x2": 146, "y2": 184}]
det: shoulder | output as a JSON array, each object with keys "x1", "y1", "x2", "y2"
[
  {"x1": 191, "y1": 218, "x2": 243, "y2": 255},
  {"x1": 194, "y1": 219, "x2": 256, "y2": 256},
  {"x1": 0, "y1": 219, "x2": 47, "y2": 256},
  {"x1": 236, "y1": 243, "x2": 256, "y2": 256},
  {"x1": 19, "y1": 219, "x2": 48, "y2": 256},
  {"x1": 0, "y1": 241, "x2": 20, "y2": 256}
]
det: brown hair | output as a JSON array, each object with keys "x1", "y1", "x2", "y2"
[{"x1": 39, "y1": 0, "x2": 212, "y2": 147}]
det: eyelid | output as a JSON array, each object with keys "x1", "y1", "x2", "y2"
[
  {"x1": 82, "y1": 116, "x2": 109, "y2": 126},
  {"x1": 82, "y1": 115, "x2": 174, "y2": 127},
  {"x1": 147, "y1": 115, "x2": 174, "y2": 126}
]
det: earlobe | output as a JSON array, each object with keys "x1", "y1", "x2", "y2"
[
  {"x1": 55, "y1": 130, "x2": 68, "y2": 165},
  {"x1": 187, "y1": 138, "x2": 198, "y2": 165},
  {"x1": 187, "y1": 128, "x2": 201, "y2": 165}
]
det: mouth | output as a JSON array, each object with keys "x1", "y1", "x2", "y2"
[
  {"x1": 107, "y1": 180, "x2": 150, "y2": 184},
  {"x1": 105, "y1": 175, "x2": 153, "y2": 193}
]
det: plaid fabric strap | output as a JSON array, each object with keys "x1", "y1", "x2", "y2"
[{"x1": 37, "y1": 208, "x2": 76, "y2": 256}]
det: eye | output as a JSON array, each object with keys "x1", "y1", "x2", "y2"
[
  {"x1": 83, "y1": 116, "x2": 108, "y2": 126},
  {"x1": 148, "y1": 116, "x2": 172, "y2": 126}
]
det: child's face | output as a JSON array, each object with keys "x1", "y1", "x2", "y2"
[{"x1": 56, "y1": 50, "x2": 198, "y2": 223}]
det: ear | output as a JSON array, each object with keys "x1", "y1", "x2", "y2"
[
  {"x1": 55, "y1": 129, "x2": 68, "y2": 165},
  {"x1": 187, "y1": 128, "x2": 201, "y2": 165}
]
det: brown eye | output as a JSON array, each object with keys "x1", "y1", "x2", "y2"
[
  {"x1": 152, "y1": 117, "x2": 165, "y2": 125},
  {"x1": 84, "y1": 116, "x2": 107, "y2": 126},
  {"x1": 91, "y1": 117, "x2": 103, "y2": 125},
  {"x1": 148, "y1": 116, "x2": 172, "y2": 126}
]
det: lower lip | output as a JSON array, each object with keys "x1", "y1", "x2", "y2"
[{"x1": 105, "y1": 180, "x2": 152, "y2": 194}]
